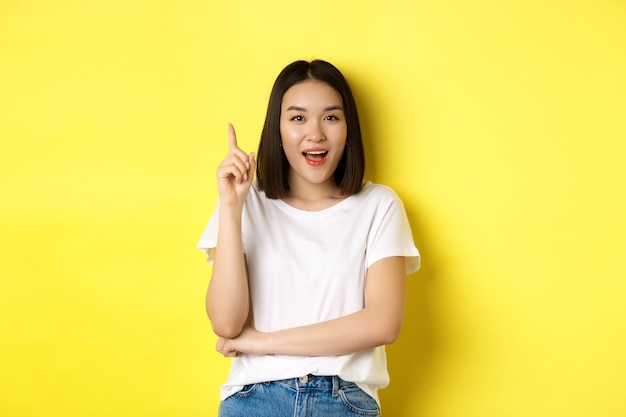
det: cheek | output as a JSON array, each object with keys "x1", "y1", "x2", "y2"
[
  {"x1": 331, "y1": 124, "x2": 348, "y2": 143},
  {"x1": 279, "y1": 128, "x2": 300, "y2": 159},
  {"x1": 280, "y1": 124, "x2": 301, "y2": 144},
  {"x1": 279, "y1": 122, "x2": 290, "y2": 140}
]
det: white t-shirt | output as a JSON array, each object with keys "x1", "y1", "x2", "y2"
[{"x1": 197, "y1": 181, "x2": 420, "y2": 404}]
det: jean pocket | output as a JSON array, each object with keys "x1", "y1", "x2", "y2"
[
  {"x1": 232, "y1": 383, "x2": 260, "y2": 398},
  {"x1": 338, "y1": 386, "x2": 381, "y2": 416}
]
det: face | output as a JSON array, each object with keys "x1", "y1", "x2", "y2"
[{"x1": 279, "y1": 80, "x2": 347, "y2": 193}]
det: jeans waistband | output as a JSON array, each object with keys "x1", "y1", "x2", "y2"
[{"x1": 272, "y1": 375, "x2": 356, "y2": 395}]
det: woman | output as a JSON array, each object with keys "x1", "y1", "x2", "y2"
[{"x1": 198, "y1": 59, "x2": 420, "y2": 417}]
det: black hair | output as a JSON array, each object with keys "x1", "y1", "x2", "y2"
[{"x1": 256, "y1": 60, "x2": 365, "y2": 198}]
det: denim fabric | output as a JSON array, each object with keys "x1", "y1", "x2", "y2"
[{"x1": 217, "y1": 375, "x2": 381, "y2": 417}]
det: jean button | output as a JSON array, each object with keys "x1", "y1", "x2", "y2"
[{"x1": 299, "y1": 376, "x2": 308, "y2": 383}]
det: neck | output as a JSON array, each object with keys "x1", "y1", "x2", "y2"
[{"x1": 283, "y1": 175, "x2": 346, "y2": 211}]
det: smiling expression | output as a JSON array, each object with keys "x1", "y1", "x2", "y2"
[{"x1": 279, "y1": 80, "x2": 347, "y2": 193}]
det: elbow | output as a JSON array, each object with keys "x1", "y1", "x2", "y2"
[
  {"x1": 363, "y1": 307, "x2": 404, "y2": 346},
  {"x1": 205, "y1": 301, "x2": 248, "y2": 339},
  {"x1": 379, "y1": 328, "x2": 401, "y2": 345},
  {"x1": 210, "y1": 320, "x2": 244, "y2": 339},
  {"x1": 377, "y1": 320, "x2": 403, "y2": 345}
]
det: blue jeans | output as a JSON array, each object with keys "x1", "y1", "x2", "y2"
[{"x1": 218, "y1": 374, "x2": 381, "y2": 417}]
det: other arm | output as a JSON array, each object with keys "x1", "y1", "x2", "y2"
[{"x1": 216, "y1": 256, "x2": 407, "y2": 356}]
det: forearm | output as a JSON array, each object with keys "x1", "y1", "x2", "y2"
[
  {"x1": 228, "y1": 304, "x2": 404, "y2": 358},
  {"x1": 266, "y1": 308, "x2": 402, "y2": 356},
  {"x1": 206, "y1": 205, "x2": 249, "y2": 338}
]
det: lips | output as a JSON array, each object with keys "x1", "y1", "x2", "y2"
[
  {"x1": 302, "y1": 150, "x2": 328, "y2": 161},
  {"x1": 302, "y1": 149, "x2": 328, "y2": 166}
]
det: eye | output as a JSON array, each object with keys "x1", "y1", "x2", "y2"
[
  {"x1": 324, "y1": 115, "x2": 340, "y2": 121},
  {"x1": 290, "y1": 115, "x2": 304, "y2": 122}
]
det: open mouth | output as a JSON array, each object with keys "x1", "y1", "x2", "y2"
[{"x1": 302, "y1": 150, "x2": 328, "y2": 162}]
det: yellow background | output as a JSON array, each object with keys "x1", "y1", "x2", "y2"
[{"x1": 2, "y1": 1, "x2": 625, "y2": 416}]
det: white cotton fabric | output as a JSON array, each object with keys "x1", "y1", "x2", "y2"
[{"x1": 197, "y1": 181, "x2": 420, "y2": 405}]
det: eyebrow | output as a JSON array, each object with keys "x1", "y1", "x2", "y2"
[{"x1": 285, "y1": 105, "x2": 344, "y2": 112}]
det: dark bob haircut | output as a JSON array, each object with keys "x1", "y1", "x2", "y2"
[{"x1": 256, "y1": 60, "x2": 365, "y2": 199}]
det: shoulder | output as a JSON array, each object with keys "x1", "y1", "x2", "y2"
[
  {"x1": 357, "y1": 181, "x2": 403, "y2": 203},
  {"x1": 244, "y1": 181, "x2": 278, "y2": 212},
  {"x1": 247, "y1": 181, "x2": 269, "y2": 200}
]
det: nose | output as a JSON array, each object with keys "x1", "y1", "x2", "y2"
[{"x1": 306, "y1": 121, "x2": 325, "y2": 142}]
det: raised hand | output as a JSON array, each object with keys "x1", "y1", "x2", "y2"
[{"x1": 216, "y1": 124, "x2": 256, "y2": 208}]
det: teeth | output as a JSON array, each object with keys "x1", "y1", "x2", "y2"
[{"x1": 304, "y1": 151, "x2": 327, "y2": 155}]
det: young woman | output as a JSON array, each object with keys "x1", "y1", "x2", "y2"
[{"x1": 198, "y1": 60, "x2": 420, "y2": 417}]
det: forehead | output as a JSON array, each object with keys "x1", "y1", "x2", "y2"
[{"x1": 281, "y1": 80, "x2": 342, "y2": 108}]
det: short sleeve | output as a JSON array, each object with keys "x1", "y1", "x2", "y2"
[
  {"x1": 365, "y1": 189, "x2": 420, "y2": 274},
  {"x1": 197, "y1": 204, "x2": 219, "y2": 263}
]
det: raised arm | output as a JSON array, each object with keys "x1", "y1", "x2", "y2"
[
  {"x1": 206, "y1": 124, "x2": 256, "y2": 339},
  {"x1": 216, "y1": 256, "x2": 407, "y2": 357}
]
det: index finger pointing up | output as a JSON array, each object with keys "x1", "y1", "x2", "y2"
[{"x1": 228, "y1": 123, "x2": 238, "y2": 150}]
